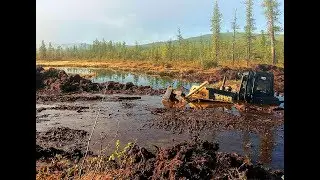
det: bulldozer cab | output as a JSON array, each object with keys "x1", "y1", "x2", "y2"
[{"x1": 238, "y1": 71, "x2": 279, "y2": 105}]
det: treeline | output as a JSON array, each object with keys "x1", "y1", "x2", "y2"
[{"x1": 36, "y1": 0, "x2": 283, "y2": 68}]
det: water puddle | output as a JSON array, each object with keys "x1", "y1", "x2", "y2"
[
  {"x1": 210, "y1": 125, "x2": 284, "y2": 169},
  {"x1": 56, "y1": 67, "x2": 199, "y2": 90}
]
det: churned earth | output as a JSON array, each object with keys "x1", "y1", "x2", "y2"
[{"x1": 36, "y1": 66, "x2": 284, "y2": 179}]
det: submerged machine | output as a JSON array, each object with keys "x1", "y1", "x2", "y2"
[{"x1": 162, "y1": 71, "x2": 282, "y2": 109}]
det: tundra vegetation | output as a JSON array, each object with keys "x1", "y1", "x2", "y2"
[{"x1": 36, "y1": 0, "x2": 283, "y2": 69}]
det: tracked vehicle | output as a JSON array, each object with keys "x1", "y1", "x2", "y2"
[{"x1": 162, "y1": 71, "x2": 282, "y2": 109}]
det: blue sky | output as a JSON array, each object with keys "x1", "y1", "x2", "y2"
[{"x1": 36, "y1": 0, "x2": 284, "y2": 45}]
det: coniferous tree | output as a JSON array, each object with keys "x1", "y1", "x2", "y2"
[
  {"x1": 263, "y1": 0, "x2": 281, "y2": 65},
  {"x1": 231, "y1": 8, "x2": 240, "y2": 64},
  {"x1": 39, "y1": 40, "x2": 47, "y2": 59},
  {"x1": 176, "y1": 27, "x2": 184, "y2": 60},
  {"x1": 48, "y1": 42, "x2": 55, "y2": 59},
  {"x1": 244, "y1": 0, "x2": 256, "y2": 66},
  {"x1": 210, "y1": 0, "x2": 222, "y2": 62}
]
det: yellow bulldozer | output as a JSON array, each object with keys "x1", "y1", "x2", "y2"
[{"x1": 162, "y1": 71, "x2": 283, "y2": 110}]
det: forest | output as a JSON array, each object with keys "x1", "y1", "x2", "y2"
[{"x1": 36, "y1": 0, "x2": 283, "y2": 68}]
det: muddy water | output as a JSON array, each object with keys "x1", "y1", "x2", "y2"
[
  {"x1": 56, "y1": 67, "x2": 199, "y2": 90},
  {"x1": 36, "y1": 94, "x2": 284, "y2": 170},
  {"x1": 56, "y1": 67, "x2": 284, "y2": 104}
]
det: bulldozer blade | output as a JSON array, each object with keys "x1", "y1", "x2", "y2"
[
  {"x1": 161, "y1": 86, "x2": 188, "y2": 108},
  {"x1": 162, "y1": 81, "x2": 210, "y2": 109}
]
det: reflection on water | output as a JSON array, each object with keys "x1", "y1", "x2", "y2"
[
  {"x1": 242, "y1": 131, "x2": 252, "y2": 158},
  {"x1": 259, "y1": 128, "x2": 274, "y2": 165},
  {"x1": 57, "y1": 67, "x2": 199, "y2": 90},
  {"x1": 211, "y1": 125, "x2": 283, "y2": 169}
]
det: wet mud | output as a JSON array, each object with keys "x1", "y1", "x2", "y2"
[
  {"x1": 146, "y1": 107, "x2": 283, "y2": 135},
  {"x1": 36, "y1": 140, "x2": 283, "y2": 180},
  {"x1": 36, "y1": 66, "x2": 284, "y2": 177},
  {"x1": 36, "y1": 144, "x2": 89, "y2": 161},
  {"x1": 36, "y1": 94, "x2": 283, "y2": 170},
  {"x1": 36, "y1": 127, "x2": 89, "y2": 153},
  {"x1": 36, "y1": 117, "x2": 50, "y2": 123},
  {"x1": 36, "y1": 105, "x2": 89, "y2": 113},
  {"x1": 36, "y1": 67, "x2": 166, "y2": 102},
  {"x1": 36, "y1": 93, "x2": 106, "y2": 103}
]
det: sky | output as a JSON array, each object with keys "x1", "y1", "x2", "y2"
[{"x1": 36, "y1": 0, "x2": 284, "y2": 46}]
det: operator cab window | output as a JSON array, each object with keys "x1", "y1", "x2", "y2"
[{"x1": 255, "y1": 76, "x2": 271, "y2": 95}]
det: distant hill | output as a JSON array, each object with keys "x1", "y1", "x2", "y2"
[
  {"x1": 37, "y1": 32, "x2": 283, "y2": 49},
  {"x1": 36, "y1": 43, "x2": 91, "y2": 49},
  {"x1": 54, "y1": 43, "x2": 91, "y2": 49},
  {"x1": 141, "y1": 32, "x2": 284, "y2": 47}
]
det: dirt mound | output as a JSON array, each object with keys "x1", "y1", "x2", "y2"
[
  {"x1": 36, "y1": 67, "x2": 166, "y2": 100},
  {"x1": 36, "y1": 67, "x2": 100, "y2": 93},
  {"x1": 36, "y1": 140, "x2": 283, "y2": 179},
  {"x1": 36, "y1": 66, "x2": 45, "y2": 89},
  {"x1": 152, "y1": 141, "x2": 218, "y2": 179},
  {"x1": 114, "y1": 145, "x2": 157, "y2": 179},
  {"x1": 253, "y1": 64, "x2": 284, "y2": 74},
  {"x1": 213, "y1": 67, "x2": 244, "y2": 82},
  {"x1": 214, "y1": 152, "x2": 283, "y2": 179},
  {"x1": 111, "y1": 141, "x2": 283, "y2": 179},
  {"x1": 36, "y1": 144, "x2": 87, "y2": 160},
  {"x1": 100, "y1": 81, "x2": 166, "y2": 96}
]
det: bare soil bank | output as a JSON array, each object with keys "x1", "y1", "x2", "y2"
[
  {"x1": 36, "y1": 139, "x2": 283, "y2": 180},
  {"x1": 37, "y1": 60, "x2": 284, "y2": 93},
  {"x1": 36, "y1": 66, "x2": 166, "y2": 103}
]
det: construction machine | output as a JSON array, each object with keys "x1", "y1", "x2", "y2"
[{"x1": 162, "y1": 71, "x2": 283, "y2": 109}]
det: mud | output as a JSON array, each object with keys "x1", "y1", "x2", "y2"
[
  {"x1": 36, "y1": 94, "x2": 284, "y2": 169},
  {"x1": 101, "y1": 81, "x2": 166, "y2": 96},
  {"x1": 36, "y1": 105, "x2": 89, "y2": 113},
  {"x1": 36, "y1": 127, "x2": 89, "y2": 153},
  {"x1": 36, "y1": 118, "x2": 50, "y2": 123},
  {"x1": 150, "y1": 140, "x2": 282, "y2": 180},
  {"x1": 146, "y1": 107, "x2": 283, "y2": 135},
  {"x1": 36, "y1": 144, "x2": 89, "y2": 161},
  {"x1": 35, "y1": 66, "x2": 284, "y2": 176},
  {"x1": 36, "y1": 67, "x2": 100, "y2": 93},
  {"x1": 36, "y1": 93, "x2": 107, "y2": 103},
  {"x1": 36, "y1": 140, "x2": 283, "y2": 179},
  {"x1": 36, "y1": 67, "x2": 166, "y2": 101}
]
